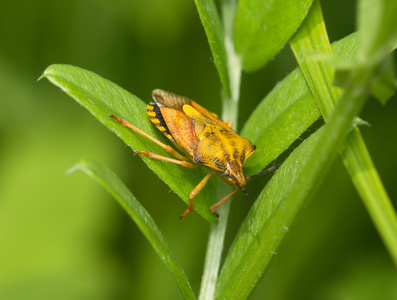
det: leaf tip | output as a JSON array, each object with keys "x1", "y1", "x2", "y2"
[
  {"x1": 39, "y1": 64, "x2": 58, "y2": 80},
  {"x1": 66, "y1": 157, "x2": 93, "y2": 176},
  {"x1": 66, "y1": 164, "x2": 80, "y2": 176}
]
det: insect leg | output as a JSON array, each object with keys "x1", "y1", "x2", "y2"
[
  {"x1": 209, "y1": 187, "x2": 239, "y2": 217},
  {"x1": 180, "y1": 172, "x2": 213, "y2": 219},
  {"x1": 109, "y1": 114, "x2": 190, "y2": 160},
  {"x1": 134, "y1": 151, "x2": 198, "y2": 168}
]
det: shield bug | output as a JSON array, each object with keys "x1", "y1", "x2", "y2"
[{"x1": 110, "y1": 89, "x2": 278, "y2": 219}]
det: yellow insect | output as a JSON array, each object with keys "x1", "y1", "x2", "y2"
[{"x1": 110, "y1": 89, "x2": 277, "y2": 219}]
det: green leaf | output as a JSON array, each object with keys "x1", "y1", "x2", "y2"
[
  {"x1": 290, "y1": 0, "x2": 397, "y2": 267},
  {"x1": 42, "y1": 64, "x2": 216, "y2": 223},
  {"x1": 234, "y1": 0, "x2": 313, "y2": 72},
  {"x1": 215, "y1": 126, "x2": 324, "y2": 299},
  {"x1": 217, "y1": 3, "x2": 397, "y2": 293},
  {"x1": 289, "y1": 0, "x2": 339, "y2": 119},
  {"x1": 370, "y1": 54, "x2": 397, "y2": 105},
  {"x1": 241, "y1": 32, "x2": 359, "y2": 176},
  {"x1": 358, "y1": 0, "x2": 397, "y2": 60},
  {"x1": 194, "y1": 0, "x2": 230, "y2": 96},
  {"x1": 217, "y1": 34, "x2": 380, "y2": 298},
  {"x1": 70, "y1": 158, "x2": 195, "y2": 300},
  {"x1": 241, "y1": 67, "x2": 320, "y2": 175}
]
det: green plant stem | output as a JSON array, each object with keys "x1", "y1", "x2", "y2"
[
  {"x1": 290, "y1": 0, "x2": 397, "y2": 266},
  {"x1": 198, "y1": 185, "x2": 231, "y2": 300},
  {"x1": 221, "y1": 0, "x2": 241, "y2": 129},
  {"x1": 199, "y1": 1, "x2": 241, "y2": 299}
]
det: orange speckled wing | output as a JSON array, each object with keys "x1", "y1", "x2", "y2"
[{"x1": 160, "y1": 107, "x2": 198, "y2": 157}]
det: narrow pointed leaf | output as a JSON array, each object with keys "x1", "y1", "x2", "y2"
[
  {"x1": 358, "y1": 0, "x2": 397, "y2": 60},
  {"x1": 194, "y1": 0, "x2": 230, "y2": 96},
  {"x1": 370, "y1": 54, "x2": 397, "y2": 105},
  {"x1": 42, "y1": 64, "x2": 216, "y2": 223},
  {"x1": 241, "y1": 67, "x2": 320, "y2": 175},
  {"x1": 216, "y1": 126, "x2": 325, "y2": 299},
  {"x1": 242, "y1": 33, "x2": 359, "y2": 176},
  {"x1": 72, "y1": 157, "x2": 195, "y2": 300},
  {"x1": 290, "y1": 0, "x2": 397, "y2": 266},
  {"x1": 217, "y1": 15, "x2": 397, "y2": 295},
  {"x1": 217, "y1": 43, "x2": 377, "y2": 299},
  {"x1": 234, "y1": 0, "x2": 313, "y2": 72}
]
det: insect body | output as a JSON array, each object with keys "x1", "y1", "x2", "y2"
[{"x1": 110, "y1": 90, "x2": 273, "y2": 219}]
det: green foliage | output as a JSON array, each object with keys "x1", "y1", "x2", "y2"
[
  {"x1": 290, "y1": 0, "x2": 397, "y2": 267},
  {"x1": 71, "y1": 158, "x2": 195, "y2": 299},
  {"x1": 41, "y1": 0, "x2": 397, "y2": 299},
  {"x1": 234, "y1": 0, "x2": 313, "y2": 72},
  {"x1": 194, "y1": 0, "x2": 230, "y2": 96},
  {"x1": 216, "y1": 126, "x2": 325, "y2": 299},
  {"x1": 242, "y1": 33, "x2": 360, "y2": 175},
  {"x1": 357, "y1": 0, "x2": 397, "y2": 61},
  {"x1": 370, "y1": 55, "x2": 397, "y2": 104},
  {"x1": 42, "y1": 65, "x2": 216, "y2": 223}
]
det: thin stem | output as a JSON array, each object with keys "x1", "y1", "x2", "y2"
[
  {"x1": 221, "y1": 0, "x2": 241, "y2": 127},
  {"x1": 199, "y1": 1, "x2": 242, "y2": 299},
  {"x1": 198, "y1": 186, "x2": 231, "y2": 300}
]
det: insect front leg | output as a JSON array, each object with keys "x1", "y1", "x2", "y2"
[
  {"x1": 209, "y1": 187, "x2": 239, "y2": 217},
  {"x1": 109, "y1": 114, "x2": 190, "y2": 160},
  {"x1": 180, "y1": 172, "x2": 213, "y2": 219}
]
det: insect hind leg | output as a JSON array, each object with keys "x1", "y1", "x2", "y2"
[
  {"x1": 109, "y1": 114, "x2": 190, "y2": 160},
  {"x1": 134, "y1": 151, "x2": 198, "y2": 168}
]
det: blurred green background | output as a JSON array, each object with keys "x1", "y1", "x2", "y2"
[{"x1": 1, "y1": 0, "x2": 396, "y2": 299}]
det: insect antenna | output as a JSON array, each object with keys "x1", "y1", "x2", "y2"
[
  {"x1": 247, "y1": 164, "x2": 281, "y2": 180},
  {"x1": 239, "y1": 186, "x2": 249, "y2": 202}
]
